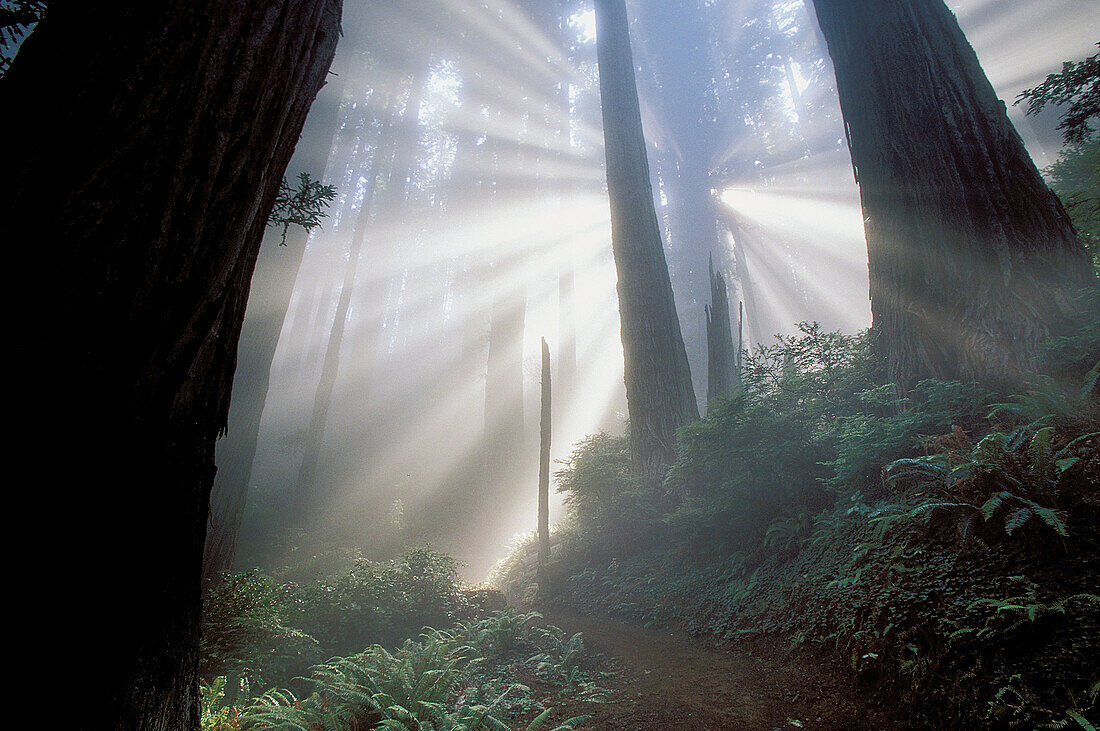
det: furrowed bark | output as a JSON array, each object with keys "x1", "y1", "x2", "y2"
[
  {"x1": 811, "y1": 0, "x2": 1093, "y2": 392},
  {"x1": 3, "y1": 2, "x2": 341, "y2": 728},
  {"x1": 594, "y1": 0, "x2": 699, "y2": 475}
]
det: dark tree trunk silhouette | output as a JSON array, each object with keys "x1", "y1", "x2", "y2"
[
  {"x1": 538, "y1": 337, "x2": 552, "y2": 570},
  {"x1": 811, "y1": 0, "x2": 1092, "y2": 391},
  {"x1": 706, "y1": 257, "x2": 738, "y2": 407},
  {"x1": 2, "y1": 2, "x2": 340, "y2": 729},
  {"x1": 204, "y1": 76, "x2": 346, "y2": 578},
  {"x1": 594, "y1": 0, "x2": 699, "y2": 474}
]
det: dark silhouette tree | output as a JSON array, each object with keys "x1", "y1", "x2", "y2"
[
  {"x1": 1, "y1": 2, "x2": 340, "y2": 728},
  {"x1": 594, "y1": 0, "x2": 699, "y2": 474},
  {"x1": 810, "y1": 0, "x2": 1093, "y2": 391}
]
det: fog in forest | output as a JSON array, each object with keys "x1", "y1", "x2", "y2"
[{"x1": 215, "y1": 0, "x2": 1096, "y2": 579}]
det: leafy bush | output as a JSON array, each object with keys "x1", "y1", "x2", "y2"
[
  {"x1": 663, "y1": 324, "x2": 993, "y2": 554},
  {"x1": 553, "y1": 432, "x2": 659, "y2": 558},
  {"x1": 534, "y1": 315, "x2": 1100, "y2": 728},
  {"x1": 200, "y1": 569, "x2": 320, "y2": 690},
  {"x1": 199, "y1": 611, "x2": 594, "y2": 731},
  {"x1": 202, "y1": 548, "x2": 473, "y2": 693}
]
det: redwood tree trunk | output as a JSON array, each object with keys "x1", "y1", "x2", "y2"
[
  {"x1": 594, "y1": 0, "x2": 699, "y2": 474},
  {"x1": 204, "y1": 75, "x2": 346, "y2": 579},
  {"x1": 706, "y1": 257, "x2": 738, "y2": 406},
  {"x1": 2, "y1": 2, "x2": 340, "y2": 728},
  {"x1": 811, "y1": 0, "x2": 1092, "y2": 392}
]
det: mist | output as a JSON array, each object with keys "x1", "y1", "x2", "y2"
[{"x1": 213, "y1": 0, "x2": 1096, "y2": 579}]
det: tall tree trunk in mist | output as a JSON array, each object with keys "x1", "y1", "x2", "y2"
[
  {"x1": 204, "y1": 76, "x2": 346, "y2": 578},
  {"x1": 1, "y1": 2, "x2": 339, "y2": 729},
  {"x1": 811, "y1": 0, "x2": 1092, "y2": 391},
  {"x1": 295, "y1": 95, "x2": 403, "y2": 518},
  {"x1": 538, "y1": 337, "x2": 552, "y2": 570},
  {"x1": 636, "y1": 0, "x2": 729, "y2": 400},
  {"x1": 594, "y1": 0, "x2": 699, "y2": 474},
  {"x1": 555, "y1": 12, "x2": 579, "y2": 404},
  {"x1": 714, "y1": 205, "x2": 768, "y2": 347},
  {"x1": 706, "y1": 257, "x2": 738, "y2": 407},
  {"x1": 484, "y1": 285, "x2": 527, "y2": 480},
  {"x1": 558, "y1": 264, "x2": 578, "y2": 398}
]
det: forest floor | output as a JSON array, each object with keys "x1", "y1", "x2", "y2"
[{"x1": 533, "y1": 606, "x2": 899, "y2": 731}]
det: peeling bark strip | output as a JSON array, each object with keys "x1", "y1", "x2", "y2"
[
  {"x1": 594, "y1": 0, "x2": 699, "y2": 475},
  {"x1": 810, "y1": 0, "x2": 1092, "y2": 392},
  {"x1": 1, "y1": 2, "x2": 341, "y2": 729}
]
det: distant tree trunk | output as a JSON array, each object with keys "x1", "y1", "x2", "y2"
[
  {"x1": 736, "y1": 300, "x2": 744, "y2": 383},
  {"x1": 705, "y1": 257, "x2": 738, "y2": 407},
  {"x1": 204, "y1": 76, "x2": 346, "y2": 579},
  {"x1": 295, "y1": 99, "x2": 398, "y2": 517},
  {"x1": 538, "y1": 337, "x2": 552, "y2": 569},
  {"x1": 594, "y1": 0, "x2": 699, "y2": 474},
  {"x1": 1, "y1": 2, "x2": 340, "y2": 729},
  {"x1": 714, "y1": 205, "x2": 770, "y2": 347},
  {"x1": 484, "y1": 287, "x2": 527, "y2": 480},
  {"x1": 558, "y1": 263, "x2": 578, "y2": 399},
  {"x1": 811, "y1": 0, "x2": 1092, "y2": 391}
]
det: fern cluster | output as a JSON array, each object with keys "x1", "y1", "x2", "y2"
[{"x1": 201, "y1": 611, "x2": 594, "y2": 731}]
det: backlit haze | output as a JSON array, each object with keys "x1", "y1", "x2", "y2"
[{"x1": 232, "y1": 0, "x2": 1097, "y2": 578}]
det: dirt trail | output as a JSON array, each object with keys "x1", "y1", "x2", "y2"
[{"x1": 537, "y1": 607, "x2": 893, "y2": 730}]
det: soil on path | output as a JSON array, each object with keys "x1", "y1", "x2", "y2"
[{"x1": 536, "y1": 606, "x2": 897, "y2": 731}]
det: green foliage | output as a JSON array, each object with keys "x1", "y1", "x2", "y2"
[
  {"x1": 554, "y1": 432, "x2": 658, "y2": 557},
  {"x1": 1047, "y1": 136, "x2": 1100, "y2": 269},
  {"x1": 199, "y1": 611, "x2": 594, "y2": 731},
  {"x1": 537, "y1": 314, "x2": 1100, "y2": 729},
  {"x1": 200, "y1": 569, "x2": 320, "y2": 691},
  {"x1": 666, "y1": 324, "x2": 883, "y2": 551},
  {"x1": 202, "y1": 548, "x2": 473, "y2": 693},
  {"x1": 1018, "y1": 44, "x2": 1100, "y2": 144},
  {"x1": 268, "y1": 172, "x2": 337, "y2": 245},
  {"x1": 874, "y1": 419, "x2": 1099, "y2": 546},
  {"x1": 0, "y1": 0, "x2": 44, "y2": 75}
]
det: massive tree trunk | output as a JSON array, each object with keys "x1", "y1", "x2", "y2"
[
  {"x1": 811, "y1": 0, "x2": 1092, "y2": 391},
  {"x1": 705, "y1": 257, "x2": 738, "y2": 406},
  {"x1": 204, "y1": 75, "x2": 346, "y2": 579},
  {"x1": 2, "y1": 2, "x2": 340, "y2": 729},
  {"x1": 594, "y1": 0, "x2": 699, "y2": 474},
  {"x1": 635, "y1": 0, "x2": 731, "y2": 400}
]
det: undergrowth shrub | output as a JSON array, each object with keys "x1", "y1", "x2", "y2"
[
  {"x1": 202, "y1": 548, "x2": 473, "y2": 693},
  {"x1": 524, "y1": 314, "x2": 1100, "y2": 728},
  {"x1": 199, "y1": 610, "x2": 594, "y2": 731}
]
